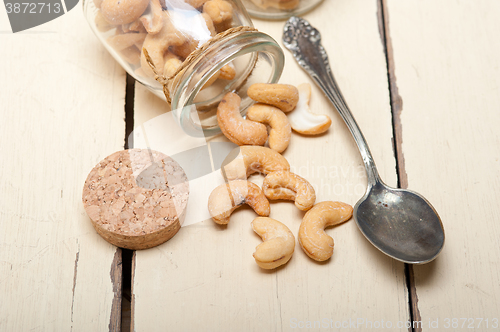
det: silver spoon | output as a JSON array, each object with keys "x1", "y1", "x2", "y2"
[{"x1": 283, "y1": 17, "x2": 444, "y2": 264}]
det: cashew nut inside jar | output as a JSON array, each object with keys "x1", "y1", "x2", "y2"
[{"x1": 84, "y1": 0, "x2": 285, "y2": 136}]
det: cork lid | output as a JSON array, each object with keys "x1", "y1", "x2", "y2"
[{"x1": 82, "y1": 149, "x2": 189, "y2": 250}]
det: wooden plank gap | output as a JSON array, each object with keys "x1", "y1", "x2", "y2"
[
  {"x1": 125, "y1": 74, "x2": 136, "y2": 150},
  {"x1": 130, "y1": 251, "x2": 137, "y2": 332},
  {"x1": 70, "y1": 240, "x2": 80, "y2": 330},
  {"x1": 110, "y1": 249, "x2": 123, "y2": 332},
  {"x1": 379, "y1": 0, "x2": 407, "y2": 189},
  {"x1": 121, "y1": 73, "x2": 136, "y2": 332},
  {"x1": 378, "y1": 1, "x2": 420, "y2": 331}
]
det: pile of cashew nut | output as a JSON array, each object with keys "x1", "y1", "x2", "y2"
[
  {"x1": 217, "y1": 83, "x2": 333, "y2": 155},
  {"x1": 95, "y1": 0, "x2": 237, "y2": 84},
  {"x1": 209, "y1": 83, "x2": 352, "y2": 269}
]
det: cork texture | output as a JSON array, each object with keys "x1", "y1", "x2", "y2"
[{"x1": 82, "y1": 149, "x2": 189, "y2": 250}]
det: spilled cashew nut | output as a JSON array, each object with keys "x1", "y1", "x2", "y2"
[
  {"x1": 247, "y1": 83, "x2": 299, "y2": 113},
  {"x1": 288, "y1": 83, "x2": 332, "y2": 135},
  {"x1": 208, "y1": 180, "x2": 270, "y2": 225},
  {"x1": 217, "y1": 92, "x2": 268, "y2": 146},
  {"x1": 252, "y1": 217, "x2": 295, "y2": 269},
  {"x1": 222, "y1": 146, "x2": 290, "y2": 181},
  {"x1": 299, "y1": 201, "x2": 353, "y2": 261},
  {"x1": 246, "y1": 103, "x2": 292, "y2": 153},
  {"x1": 263, "y1": 171, "x2": 316, "y2": 211},
  {"x1": 101, "y1": 0, "x2": 150, "y2": 25}
]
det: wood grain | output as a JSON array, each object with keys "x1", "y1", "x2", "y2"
[
  {"x1": 386, "y1": 0, "x2": 500, "y2": 330},
  {"x1": 131, "y1": 0, "x2": 408, "y2": 331},
  {"x1": 0, "y1": 8, "x2": 126, "y2": 331}
]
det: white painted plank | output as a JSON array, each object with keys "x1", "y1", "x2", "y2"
[
  {"x1": 386, "y1": 0, "x2": 500, "y2": 330},
  {"x1": 132, "y1": 1, "x2": 407, "y2": 331},
  {"x1": 0, "y1": 7, "x2": 126, "y2": 331}
]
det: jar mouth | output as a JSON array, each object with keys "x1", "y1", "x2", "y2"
[{"x1": 170, "y1": 30, "x2": 285, "y2": 137}]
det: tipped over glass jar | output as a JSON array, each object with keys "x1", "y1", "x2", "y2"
[
  {"x1": 241, "y1": 0, "x2": 324, "y2": 20},
  {"x1": 84, "y1": 0, "x2": 284, "y2": 136}
]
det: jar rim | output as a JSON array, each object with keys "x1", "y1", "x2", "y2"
[{"x1": 171, "y1": 30, "x2": 285, "y2": 137}]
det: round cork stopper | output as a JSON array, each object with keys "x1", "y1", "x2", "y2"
[{"x1": 82, "y1": 149, "x2": 189, "y2": 250}]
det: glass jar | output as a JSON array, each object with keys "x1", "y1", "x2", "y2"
[
  {"x1": 84, "y1": 0, "x2": 284, "y2": 136},
  {"x1": 241, "y1": 0, "x2": 324, "y2": 20}
]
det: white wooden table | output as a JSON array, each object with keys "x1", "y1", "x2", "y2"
[{"x1": 1, "y1": 0, "x2": 499, "y2": 331}]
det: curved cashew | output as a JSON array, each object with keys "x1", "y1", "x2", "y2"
[
  {"x1": 217, "y1": 92, "x2": 268, "y2": 146},
  {"x1": 263, "y1": 171, "x2": 316, "y2": 211},
  {"x1": 246, "y1": 103, "x2": 292, "y2": 153},
  {"x1": 222, "y1": 146, "x2": 290, "y2": 181},
  {"x1": 139, "y1": 0, "x2": 163, "y2": 34},
  {"x1": 208, "y1": 180, "x2": 270, "y2": 225},
  {"x1": 299, "y1": 201, "x2": 353, "y2": 261},
  {"x1": 141, "y1": 11, "x2": 187, "y2": 77},
  {"x1": 247, "y1": 83, "x2": 299, "y2": 113},
  {"x1": 101, "y1": 0, "x2": 150, "y2": 25},
  {"x1": 288, "y1": 83, "x2": 332, "y2": 135},
  {"x1": 203, "y1": 0, "x2": 233, "y2": 24},
  {"x1": 251, "y1": 217, "x2": 295, "y2": 269}
]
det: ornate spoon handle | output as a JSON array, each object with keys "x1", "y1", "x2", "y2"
[{"x1": 283, "y1": 17, "x2": 380, "y2": 185}]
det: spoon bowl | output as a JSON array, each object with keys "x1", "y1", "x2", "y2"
[
  {"x1": 283, "y1": 17, "x2": 445, "y2": 264},
  {"x1": 355, "y1": 181, "x2": 444, "y2": 263}
]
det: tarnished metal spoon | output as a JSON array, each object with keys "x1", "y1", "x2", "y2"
[{"x1": 283, "y1": 17, "x2": 444, "y2": 264}]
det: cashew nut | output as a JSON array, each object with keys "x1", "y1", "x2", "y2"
[
  {"x1": 101, "y1": 0, "x2": 150, "y2": 25},
  {"x1": 170, "y1": 37, "x2": 200, "y2": 59},
  {"x1": 139, "y1": 0, "x2": 163, "y2": 34},
  {"x1": 208, "y1": 180, "x2": 270, "y2": 225},
  {"x1": 163, "y1": 53, "x2": 183, "y2": 78},
  {"x1": 222, "y1": 146, "x2": 290, "y2": 181},
  {"x1": 141, "y1": 11, "x2": 187, "y2": 77},
  {"x1": 262, "y1": 171, "x2": 316, "y2": 211},
  {"x1": 298, "y1": 201, "x2": 353, "y2": 261},
  {"x1": 219, "y1": 62, "x2": 236, "y2": 80},
  {"x1": 217, "y1": 92, "x2": 268, "y2": 146},
  {"x1": 122, "y1": 19, "x2": 147, "y2": 33},
  {"x1": 251, "y1": 217, "x2": 295, "y2": 269},
  {"x1": 247, "y1": 83, "x2": 299, "y2": 113},
  {"x1": 246, "y1": 103, "x2": 292, "y2": 153},
  {"x1": 203, "y1": 0, "x2": 233, "y2": 24},
  {"x1": 288, "y1": 83, "x2": 332, "y2": 135}
]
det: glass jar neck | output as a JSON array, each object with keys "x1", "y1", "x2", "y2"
[{"x1": 170, "y1": 30, "x2": 285, "y2": 137}]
